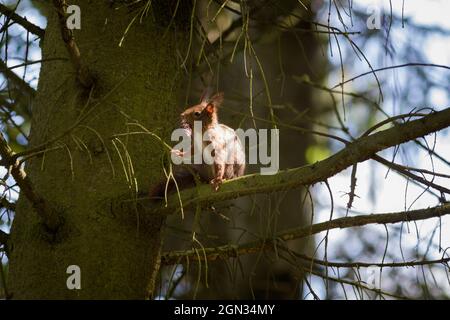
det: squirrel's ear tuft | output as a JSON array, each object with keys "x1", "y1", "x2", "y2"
[
  {"x1": 205, "y1": 103, "x2": 215, "y2": 115},
  {"x1": 210, "y1": 92, "x2": 224, "y2": 107}
]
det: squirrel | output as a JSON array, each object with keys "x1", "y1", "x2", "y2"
[{"x1": 150, "y1": 92, "x2": 246, "y2": 200}]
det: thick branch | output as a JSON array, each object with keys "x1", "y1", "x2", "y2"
[
  {"x1": 160, "y1": 107, "x2": 450, "y2": 213},
  {"x1": 160, "y1": 204, "x2": 450, "y2": 265},
  {"x1": 0, "y1": 4, "x2": 45, "y2": 38},
  {"x1": 0, "y1": 132, "x2": 60, "y2": 231}
]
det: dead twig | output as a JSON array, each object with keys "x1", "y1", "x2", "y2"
[
  {"x1": 0, "y1": 3, "x2": 45, "y2": 38},
  {"x1": 53, "y1": 0, "x2": 94, "y2": 88}
]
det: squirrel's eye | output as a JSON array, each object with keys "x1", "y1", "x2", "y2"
[{"x1": 194, "y1": 111, "x2": 201, "y2": 117}]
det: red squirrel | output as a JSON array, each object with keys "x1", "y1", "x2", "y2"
[{"x1": 150, "y1": 92, "x2": 245, "y2": 199}]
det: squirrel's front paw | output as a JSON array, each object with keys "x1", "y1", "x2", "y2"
[
  {"x1": 210, "y1": 178, "x2": 223, "y2": 191},
  {"x1": 170, "y1": 149, "x2": 186, "y2": 158},
  {"x1": 171, "y1": 149, "x2": 185, "y2": 157}
]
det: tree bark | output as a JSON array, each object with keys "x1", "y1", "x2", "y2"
[{"x1": 8, "y1": 1, "x2": 186, "y2": 299}]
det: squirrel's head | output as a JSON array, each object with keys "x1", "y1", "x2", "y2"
[{"x1": 180, "y1": 92, "x2": 223, "y2": 130}]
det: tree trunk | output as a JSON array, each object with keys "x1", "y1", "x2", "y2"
[{"x1": 8, "y1": 1, "x2": 186, "y2": 299}]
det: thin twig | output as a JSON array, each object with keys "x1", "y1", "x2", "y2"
[
  {"x1": 157, "y1": 107, "x2": 450, "y2": 213},
  {"x1": 160, "y1": 204, "x2": 450, "y2": 265},
  {"x1": 0, "y1": 197, "x2": 15, "y2": 211},
  {"x1": 0, "y1": 230, "x2": 8, "y2": 247},
  {"x1": 0, "y1": 59, "x2": 36, "y2": 97},
  {"x1": 0, "y1": 132, "x2": 60, "y2": 231},
  {"x1": 332, "y1": 63, "x2": 450, "y2": 90},
  {"x1": 0, "y1": 3, "x2": 45, "y2": 38}
]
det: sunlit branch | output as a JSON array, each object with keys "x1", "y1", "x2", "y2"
[
  {"x1": 52, "y1": 0, "x2": 94, "y2": 88},
  {"x1": 159, "y1": 107, "x2": 450, "y2": 213}
]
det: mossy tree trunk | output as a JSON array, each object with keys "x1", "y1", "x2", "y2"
[{"x1": 7, "y1": 1, "x2": 186, "y2": 299}]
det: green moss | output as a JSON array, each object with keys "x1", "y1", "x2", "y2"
[{"x1": 7, "y1": 0, "x2": 187, "y2": 299}]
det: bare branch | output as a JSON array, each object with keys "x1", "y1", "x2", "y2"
[
  {"x1": 332, "y1": 63, "x2": 450, "y2": 89},
  {"x1": 159, "y1": 108, "x2": 450, "y2": 213},
  {"x1": 0, "y1": 197, "x2": 15, "y2": 211},
  {"x1": 160, "y1": 204, "x2": 450, "y2": 265},
  {"x1": 0, "y1": 59, "x2": 36, "y2": 97},
  {"x1": 0, "y1": 3, "x2": 45, "y2": 38},
  {"x1": 303, "y1": 266, "x2": 408, "y2": 299},
  {"x1": 52, "y1": 0, "x2": 94, "y2": 88},
  {"x1": 0, "y1": 229, "x2": 8, "y2": 247}
]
